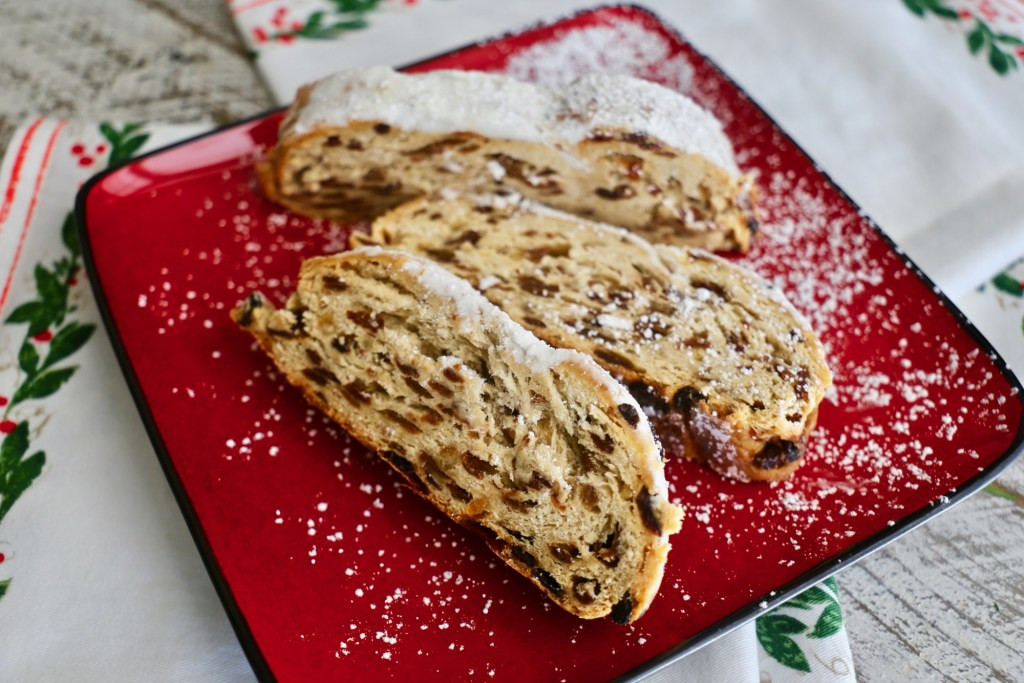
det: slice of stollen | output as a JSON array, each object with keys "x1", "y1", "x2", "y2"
[
  {"x1": 356, "y1": 193, "x2": 832, "y2": 482},
  {"x1": 258, "y1": 66, "x2": 757, "y2": 252},
  {"x1": 231, "y1": 247, "x2": 683, "y2": 623}
]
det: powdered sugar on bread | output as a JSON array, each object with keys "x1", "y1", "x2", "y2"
[{"x1": 285, "y1": 66, "x2": 740, "y2": 176}]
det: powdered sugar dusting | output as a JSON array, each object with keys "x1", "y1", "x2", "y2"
[
  {"x1": 287, "y1": 65, "x2": 738, "y2": 176},
  {"x1": 504, "y1": 21, "x2": 693, "y2": 93}
]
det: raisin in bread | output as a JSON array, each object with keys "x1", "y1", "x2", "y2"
[
  {"x1": 258, "y1": 66, "x2": 757, "y2": 252},
  {"x1": 355, "y1": 193, "x2": 832, "y2": 482},
  {"x1": 231, "y1": 247, "x2": 683, "y2": 622}
]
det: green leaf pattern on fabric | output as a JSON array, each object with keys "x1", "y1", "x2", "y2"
[
  {"x1": 757, "y1": 577, "x2": 846, "y2": 673},
  {"x1": 904, "y1": 0, "x2": 1024, "y2": 76},
  {"x1": 0, "y1": 122, "x2": 148, "y2": 601}
]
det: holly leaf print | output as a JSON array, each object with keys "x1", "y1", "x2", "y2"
[
  {"x1": 0, "y1": 579, "x2": 9, "y2": 599},
  {"x1": 10, "y1": 367, "x2": 77, "y2": 408},
  {"x1": 756, "y1": 614, "x2": 811, "y2": 672},
  {"x1": 0, "y1": 451, "x2": 45, "y2": 522},
  {"x1": 100, "y1": 122, "x2": 150, "y2": 166},
  {"x1": 18, "y1": 340, "x2": 39, "y2": 375},
  {"x1": 35, "y1": 264, "x2": 65, "y2": 311},
  {"x1": 825, "y1": 576, "x2": 839, "y2": 595},
  {"x1": 992, "y1": 273, "x2": 1024, "y2": 296},
  {"x1": 968, "y1": 26, "x2": 986, "y2": 55},
  {"x1": 0, "y1": 422, "x2": 45, "y2": 523},
  {"x1": 997, "y1": 33, "x2": 1024, "y2": 46},
  {"x1": 989, "y1": 44, "x2": 1012, "y2": 74},
  {"x1": 42, "y1": 322, "x2": 95, "y2": 371},
  {"x1": 808, "y1": 600, "x2": 844, "y2": 638},
  {"x1": 902, "y1": 0, "x2": 926, "y2": 16},
  {"x1": 0, "y1": 422, "x2": 29, "y2": 472},
  {"x1": 61, "y1": 212, "x2": 80, "y2": 257},
  {"x1": 782, "y1": 585, "x2": 832, "y2": 610}
]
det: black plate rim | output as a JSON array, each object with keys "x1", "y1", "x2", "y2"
[{"x1": 74, "y1": 5, "x2": 1024, "y2": 682}]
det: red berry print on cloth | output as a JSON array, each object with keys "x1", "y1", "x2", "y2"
[
  {"x1": 246, "y1": 0, "x2": 442, "y2": 47},
  {"x1": 904, "y1": 0, "x2": 1024, "y2": 75},
  {"x1": 0, "y1": 397, "x2": 7, "y2": 407},
  {"x1": 32, "y1": 330, "x2": 53, "y2": 343},
  {"x1": 0, "y1": 421, "x2": 16, "y2": 435}
]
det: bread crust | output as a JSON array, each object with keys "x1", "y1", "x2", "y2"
[{"x1": 232, "y1": 248, "x2": 683, "y2": 622}]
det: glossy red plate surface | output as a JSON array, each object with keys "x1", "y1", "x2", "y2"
[{"x1": 78, "y1": 5, "x2": 1023, "y2": 682}]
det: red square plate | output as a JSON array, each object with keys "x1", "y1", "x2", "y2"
[{"x1": 77, "y1": 5, "x2": 1023, "y2": 682}]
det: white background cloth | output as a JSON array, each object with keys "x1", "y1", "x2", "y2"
[{"x1": 2, "y1": 1, "x2": 1023, "y2": 681}]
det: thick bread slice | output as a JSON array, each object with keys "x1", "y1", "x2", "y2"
[
  {"x1": 231, "y1": 247, "x2": 682, "y2": 623},
  {"x1": 259, "y1": 66, "x2": 757, "y2": 252},
  {"x1": 356, "y1": 193, "x2": 832, "y2": 482}
]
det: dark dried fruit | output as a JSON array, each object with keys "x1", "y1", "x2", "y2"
[
  {"x1": 381, "y1": 409, "x2": 421, "y2": 434},
  {"x1": 502, "y1": 494, "x2": 538, "y2": 513},
  {"x1": 347, "y1": 310, "x2": 383, "y2": 333},
  {"x1": 502, "y1": 526, "x2": 532, "y2": 543},
  {"x1": 618, "y1": 403, "x2": 640, "y2": 426},
  {"x1": 594, "y1": 347, "x2": 637, "y2": 371},
  {"x1": 572, "y1": 577, "x2": 601, "y2": 605},
  {"x1": 446, "y1": 482, "x2": 473, "y2": 503},
  {"x1": 331, "y1": 335, "x2": 354, "y2": 354},
  {"x1": 595, "y1": 547, "x2": 620, "y2": 568},
  {"x1": 753, "y1": 439, "x2": 802, "y2": 470},
  {"x1": 636, "y1": 488, "x2": 662, "y2": 536},
  {"x1": 461, "y1": 453, "x2": 497, "y2": 478},
  {"x1": 322, "y1": 275, "x2": 347, "y2": 291},
  {"x1": 302, "y1": 367, "x2": 337, "y2": 385},
  {"x1": 340, "y1": 381, "x2": 372, "y2": 406},
  {"x1": 533, "y1": 568, "x2": 563, "y2": 597},
  {"x1": 518, "y1": 275, "x2": 557, "y2": 295},
  {"x1": 428, "y1": 380, "x2": 453, "y2": 398},
  {"x1": 424, "y1": 247, "x2": 455, "y2": 263},
  {"x1": 549, "y1": 544, "x2": 579, "y2": 564},
  {"x1": 445, "y1": 230, "x2": 481, "y2": 247},
  {"x1": 591, "y1": 433, "x2": 614, "y2": 454},
  {"x1": 610, "y1": 593, "x2": 634, "y2": 624},
  {"x1": 595, "y1": 184, "x2": 637, "y2": 200},
  {"x1": 347, "y1": 139, "x2": 364, "y2": 151},
  {"x1": 373, "y1": 123, "x2": 391, "y2": 134},
  {"x1": 691, "y1": 278, "x2": 729, "y2": 300},
  {"x1": 579, "y1": 483, "x2": 600, "y2": 512},
  {"x1": 526, "y1": 470, "x2": 552, "y2": 490},
  {"x1": 627, "y1": 381, "x2": 668, "y2": 414},
  {"x1": 325, "y1": 135, "x2": 342, "y2": 147},
  {"x1": 420, "y1": 454, "x2": 447, "y2": 489},
  {"x1": 522, "y1": 316, "x2": 547, "y2": 329},
  {"x1": 237, "y1": 293, "x2": 263, "y2": 327},
  {"x1": 442, "y1": 367, "x2": 464, "y2": 383},
  {"x1": 510, "y1": 546, "x2": 538, "y2": 567},
  {"x1": 525, "y1": 244, "x2": 571, "y2": 262},
  {"x1": 403, "y1": 376, "x2": 432, "y2": 399},
  {"x1": 672, "y1": 387, "x2": 704, "y2": 412},
  {"x1": 396, "y1": 361, "x2": 418, "y2": 377}
]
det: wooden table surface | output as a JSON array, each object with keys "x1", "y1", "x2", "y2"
[{"x1": 2, "y1": 1, "x2": 1022, "y2": 681}]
